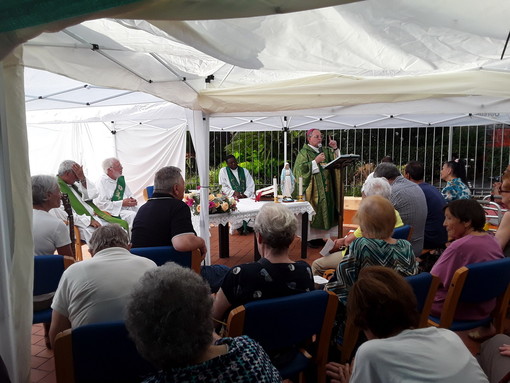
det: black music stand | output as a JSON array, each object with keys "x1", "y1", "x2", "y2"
[{"x1": 324, "y1": 154, "x2": 360, "y2": 237}]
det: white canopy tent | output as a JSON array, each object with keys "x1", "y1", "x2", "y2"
[{"x1": 2, "y1": 0, "x2": 510, "y2": 380}]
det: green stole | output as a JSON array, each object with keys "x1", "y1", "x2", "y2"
[
  {"x1": 57, "y1": 177, "x2": 129, "y2": 231},
  {"x1": 111, "y1": 176, "x2": 126, "y2": 201},
  {"x1": 226, "y1": 166, "x2": 246, "y2": 193}
]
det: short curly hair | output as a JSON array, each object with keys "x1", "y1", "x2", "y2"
[
  {"x1": 125, "y1": 263, "x2": 213, "y2": 369},
  {"x1": 253, "y1": 203, "x2": 297, "y2": 252}
]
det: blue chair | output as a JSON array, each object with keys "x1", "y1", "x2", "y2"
[
  {"x1": 54, "y1": 321, "x2": 157, "y2": 383},
  {"x1": 338, "y1": 271, "x2": 439, "y2": 362},
  {"x1": 225, "y1": 290, "x2": 338, "y2": 383},
  {"x1": 405, "y1": 272, "x2": 440, "y2": 328},
  {"x1": 33, "y1": 255, "x2": 67, "y2": 325},
  {"x1": 130, "y1": 246, "x2": 203, "y2": 273},
  {"x1": 429, "y1": 257, "x2": 510, "y2": 332},
  {"x1": 142, "y1": 185, "x2": 154, "y2": 200},
  {"x1": 392, "y1": 224, "x2": 412, "y2": 240}
]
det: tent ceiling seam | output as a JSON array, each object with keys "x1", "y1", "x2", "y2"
[{"x1": 149, "y1": 53, "x2": 199, "y2": 94}]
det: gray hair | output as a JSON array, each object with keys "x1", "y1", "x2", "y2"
[
  {"x1": 88, "y1": 224, "x2": 129, "y2": 253},
  {"x1": 154, "y1": 166, "x2": 182, "y2": 193},
  {"x1": 254, "y1": 203, "x2": 297, "y2": 251},
  {"x1": 57, "y1": 160, "x2": 77, "y2": 176},
  {"x1": 102, "y1": 157, "x2": 119, "y2": 173},
  {"x1": 32, "y1": 175, "x2": 59, "y2": 205},
  {"x1": 125, "y1": 263, "x2": 213, "y2": 369},
  {"x1": 373, "y1": 163, "x2": 401, "y2": 180},
  {"x1": 362, "y1": 177, "x2": 391, "y2": 200}
]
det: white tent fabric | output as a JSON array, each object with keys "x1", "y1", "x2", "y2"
[{"x1": 3, "y1": 0, "x2": 510, "y2": 380}]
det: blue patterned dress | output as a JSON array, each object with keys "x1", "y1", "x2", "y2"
[
  {"x1": 441, "y1": 178, "x2": 471, "y2": 202},
  {"x1": 142, "y1": 336, "x2": 282, "y2": 383}
]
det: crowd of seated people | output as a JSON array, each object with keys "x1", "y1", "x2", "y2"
[{"x1": 30, "y1": 157, "x2": 510, "y2": 383}]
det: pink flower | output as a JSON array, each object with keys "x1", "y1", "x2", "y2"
[{"x1": 209, "y1": 201, "x2": 215, "y2": 208}]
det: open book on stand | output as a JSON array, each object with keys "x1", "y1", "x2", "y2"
[{"x1": 324, "y1": 154, "x2": 360, "y2": 170}]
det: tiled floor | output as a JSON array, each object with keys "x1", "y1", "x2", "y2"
[{"x1": 30, "y1": 228, "x2": 324, "y2": 382}]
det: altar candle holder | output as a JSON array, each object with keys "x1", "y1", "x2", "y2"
[{"x1": 273, "y1": 178, "x2": 279, "y2": 203}]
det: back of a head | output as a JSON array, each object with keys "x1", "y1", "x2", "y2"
[
  {"x1": 362, "y1": 177, "x2": 391, "y2": 200},
  {"x1": 125, "y1": 263, "x2": 213, "y2": 370},
  {"x1": 32, "y1": 175, "x2": 58, "y2": 205},
  {"x1": 88, "y1": 224, "x2": 129, "y2": 253},
  {"x1": 356, "y1": 195, "x2": 396, "y2": 239},
  {"x1": 380, "y1": 156, "x2": 393, "y2": 163},
  {"x1": 57, "y1": 160, "x2": 76, "y2": 176},
  {"x1": 254, "y1": 203, "x2": 297, "y2": 251},
  {"x1": 373, "y1": 162, "x2": 400, "y2": 181},
  {"x1": 445, "y1": 199, "x2": 485, "y2": 231},
  {"x1": 347, "y1": 266, "x2": 419, "y2": 338},
  {"x1": 154, "y1": 166, "x2": 181, "y2": 193},
  {"x1": 404, "y1": 161, "x2": 424, "y2": 181}
]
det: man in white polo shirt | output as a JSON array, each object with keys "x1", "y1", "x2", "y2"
[{"x1": 48, "y1": 224, "x2": 156, "y2": 348}]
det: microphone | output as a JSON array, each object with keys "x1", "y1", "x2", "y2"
[{"x1": 318, "y1": 143, "x2": 323, "y2": 153}]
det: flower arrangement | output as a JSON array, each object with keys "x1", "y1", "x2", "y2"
[{"x1": 183, "y1": 191, "x2": 237, "y2": 215}]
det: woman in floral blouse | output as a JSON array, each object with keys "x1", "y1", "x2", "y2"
[{"x1": 440, "y1": 160, "x2": 471, "y2": 202}]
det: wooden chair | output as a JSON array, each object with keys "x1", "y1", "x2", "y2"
[
  {"x1": 428, "y1": 258, "x2": 510, "y2": 332},
  {"x1": 33, "y1": 255, "x2": 68, "y2": 325},
  {"x1": 54, "y1": 321, "x2": 157, "y2": 383},
  {"x1": 130, "y1": 246, "x2": 203, "y2": 273},
  {"x1": 338, "y1": 272, "x2": 439, "y2": 362},
  {"x1": 225, "y1": 290, "x2": 338, "y2": 383},
  {"x1": 73, "y1": 226, "x2": 84, "y2": 261}
]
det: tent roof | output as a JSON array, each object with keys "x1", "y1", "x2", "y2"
[{"x1": 12, "y1": 0, "x2": 510, "y2": 117}]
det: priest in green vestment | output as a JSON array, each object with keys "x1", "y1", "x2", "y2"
[
  {"x1": 54, "y1": 160, "x2": 129, "y2": 243},
  {"x1": 293, "y1": 129, "x2": 340, "y2": 246}
]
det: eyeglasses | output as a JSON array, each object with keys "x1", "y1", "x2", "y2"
[
  {"x1": 310, "y1": 135, "x2": 322, "y2": 139},
  {"x1": 498, "y1": 186, "x2": 510, "y2": 194}
]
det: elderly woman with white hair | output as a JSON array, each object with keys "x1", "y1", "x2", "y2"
[
  {"x1": 126, "y1": 263, "x2": 282, "y2": 382},
  {"x1": 212, "y1": 203, "x2": 314, "y2": 322},
  {"x1": 311, "y1": 176, "x2": 404, "y2": 277}
]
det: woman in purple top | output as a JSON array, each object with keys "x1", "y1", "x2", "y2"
[{"x1": 431, "y1": 199, "x2": 504, "y2": 320}]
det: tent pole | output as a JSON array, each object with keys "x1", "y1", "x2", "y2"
[{"x1": 448, "y1": 126, "x2": 453, "y2": 161}]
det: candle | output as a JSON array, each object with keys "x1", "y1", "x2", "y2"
[
  {"x1": 299, "y1": 177, "x2": 303, "y2": 196},
  {"x1": 273, "y1": 177, "x2": 278, "y2": 197}
]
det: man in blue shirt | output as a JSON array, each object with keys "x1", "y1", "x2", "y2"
[{"x1": 404, "y1": 161, "x2": 447, "y2": 249}]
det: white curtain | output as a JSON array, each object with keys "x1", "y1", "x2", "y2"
[
  {"x1": 187, "y1": 110, "x2": 211, "y2": 264},
  {"x1": 0, "y1": 48, "x2": 32, "y2": 383}
]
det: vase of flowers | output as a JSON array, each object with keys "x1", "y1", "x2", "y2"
[{"x1": 183, "y1": 191, "x2": 237, "y2": 215}]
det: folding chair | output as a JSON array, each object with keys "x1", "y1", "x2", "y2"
[
  {"x1": 225, "y1": 290, "x2": 338, "y2": 383},
  {"x1": 54, "y1": 321, "x2": 157, "y2": 383},
  {"x1": 130, "y1": 246, "x2": 203, "y2": 273},
  {"x1": 33, "y1": 255, "x2": 67, "y2": 325},
  {"x1": 429, "y1": 257, "x2": 510, "y2": 332},
  {"x1": 392, "y1": 224, "x2": 413, "y2": 240},
  {"x1": 142, "y1": 186, "x2": 154, "y2": 201}
]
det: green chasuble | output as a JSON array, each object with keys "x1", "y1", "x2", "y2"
[
  {"x1": 57, "y1": 177, "x2": 130, "y2": 231},
  {"x1": 226, "y1": 166, "x2": 247, "y2": 193},
  {"x1": 293, "y1": 144, "x2": 340, "y2": 230}
]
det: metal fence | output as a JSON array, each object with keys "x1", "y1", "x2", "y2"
[{"x1": 186, "y1": 124, "x2": 510, "y2": 197}]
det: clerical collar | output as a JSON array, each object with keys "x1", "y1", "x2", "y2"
[{"x1": 307, "y1": 144, "x2": 320, "y2": 152}]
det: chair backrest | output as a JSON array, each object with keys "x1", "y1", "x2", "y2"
[
  {"x1": 34, "y1": 255, "x2": 65, "y2": 296},
  {"x1": 225, "y1": 290, "x2": 338, "y2": 383},
  {"x1": 405, "y1": 272, "x2": 440, "y2": 328},
  {"x1": 392, "y1": 224, "x2": 412, "y2": 240},
  {"x1": 54, "y1": 321, "x2": 157, "y2": 383},
  {"x1": 33, "y1": 255, "x2": 66, "y2": 324},
  {"x1": 130, "y1": 246, "x2": 203, "y2": 273},
  {"x1": 436, "y1": 257, "x2": 510, "y2": 331},
  {"x1": 142, "y1": 186, "x2": 154, "y2": 201}
]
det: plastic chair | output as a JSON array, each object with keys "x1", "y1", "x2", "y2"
[
  {"x1": 428, "y1": 258, "x2": 510, "y2": 332},
  {"x1": 338, "y1": 272, "x2": 439, "y2": 362},
  {"x1": 33, "y1": 255, "x2": 67, "y2": 325},
  {"x1": 225, "y1": 290, "x2": 338, "y2": 383},
  {"x1": 130, "y1": 246, "x2": 203, "y2": 273},
  {"x1": 142, "y1": 186, "x2": 154, "y2": 201},
  {"x1": 54, "y1": 321, "x2": 157, "y2": 383},
  {"x1": 392, "y1": 224, "x2": 413, "y2": 240}
]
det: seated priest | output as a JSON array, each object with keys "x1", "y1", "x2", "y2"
[
  {"x1": 53, "y1": 160, "x2": 129, "y2": 242},
  {"x1": 94, "y1": 157, "x2": 138, "y2": 229}
]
